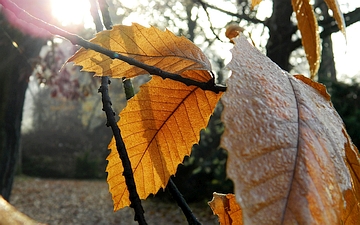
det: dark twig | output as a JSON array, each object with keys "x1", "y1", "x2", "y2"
[
  {"x1": 167, "y1": 179, "x2": 202, "y2": 225},
  {"x1": 195, "y1": 0, "x2": 223, "y2": 42},
  {"x1": 2, "y1": 0, "x2": 226, "y2": 93},
  {"x1": 91, "y1": 1, "x2": 147, "y2": 224},
  {"x1": 194, "y1": 0, "x2": 264, "y2": 24},
  {"x1": 98, "y1": 78, "x2": 146, "y2": 225},
  {"x1": 98, "y1": 0, "x2": 113, "y2": 30},
  {"x1": 89, "y1": 0, "x2": 103, "y2": 32}
]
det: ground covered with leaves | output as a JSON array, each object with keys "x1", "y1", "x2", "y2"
[{"x1": 11, "y1": 177, "x2": 218, "y2": 225}]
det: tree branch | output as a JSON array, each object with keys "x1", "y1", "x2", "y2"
[
  {"x1": 289, "y1": 7, "x2": 360, "y2": 54},
  {"x1": 1, "y1": 0, "x2": 226, "y2": 93},
  {"x1": 166, "y1": 178, "x2": 202, "y2": 225},
  {"x1": 195, "y1": 0, "x2": 223, "y2": 42},
  {"x1": 98, "y1": 78, "x2": 146, "y2": 225},
  {"x1": 194, "y1": 0, "x2": 264, "y2": 24},
  {"x1": 92, "y1": 1, "x2": 147, "y2": 224}
]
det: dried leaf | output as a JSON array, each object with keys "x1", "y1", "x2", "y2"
[
  {"x1": 221, "y1": 35, "x2": 360, "y2": 224},
  {"x1": 0, "y1": 196, "x2": 44, "y2": 225},
  {"x1": 225, "y1": 24, "x2": 245, "y2": 41},
  {"x1": 291, "y1": 0, "x2": 320, "y2": 78},
  {"x1": 251, "y1": 0, "x2": 263, "y2": 9},
  {"x1": 342, "y1": 132, "x2": 360, "y2": 224},
  {"x1": 107, "y1": 71, "x2": 223, "y2": 211},
  {"x1": 209, "y1": 193, "x2": 243, "y2": 225},
  {"x1": 68, "y1": 23, "x2": 211, "y2": 79},
  {"x1": 324, "y1": 0, "x2": 346, "y2": 37}
]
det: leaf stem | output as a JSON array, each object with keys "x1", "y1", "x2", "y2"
[{"x1": 2, "y1": 0, "x2": 226, "y2": 93}]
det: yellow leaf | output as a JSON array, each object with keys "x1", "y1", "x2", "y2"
[
  {"x1": 221, "y1": 35, "x2": 360, "y2": 224},
  {"x1": 324, "y1": 0, "x2": 346, "y2": 37},
  {"x1": 209, "y1": 193, "x2": 243, "y2": 225},
  {"x1": 68, "y1": 23, "x2": 211, "y2": 78},
  {"x1": 292, "y1": 0, "x2": 320, "y2": 78},
  {"x1": 106, "y1": 71, "x2": 223, "y2": 211}
]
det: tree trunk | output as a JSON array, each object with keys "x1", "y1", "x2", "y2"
[
  {"x1": 317, "y1": 1, "x2": 337, "y2": 85},
  {"x1": 266, "y1": 0, "x2": 295, "y2": 71},
  {"x1": 0, "y1": 15, "x2": 44, "y2": 201}
]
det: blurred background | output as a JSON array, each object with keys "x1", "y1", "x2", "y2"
[{"x1": 1, "y1": 0, "x2": 360, "y2": 204}]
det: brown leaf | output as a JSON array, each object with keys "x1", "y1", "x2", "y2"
[
  {"x1": 106, "y1": 71, "x2": 223, "y2": 211},
  {"x1": 324, "y1": 0, "x2": 346, "y2": 37},
  {"x1": 342, "y1": 132, "x2": 360, "y2": 224},
  {"x1": 221, "y1": 35, "x2": 360, "y2": 224},
  {"x1": 225, "y1": 24, "x2": 245, "y2": 41},
  {"x1": 68, "y1": 23, "x2": 211, "y2": 79},
  {"x1": 209, "y1": 193, "x2": 243, "y2": 225},
  {"x1": 291, "y1": 0, "x2": 320, "y2": 78}
]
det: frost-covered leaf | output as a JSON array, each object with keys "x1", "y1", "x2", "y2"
[{"x1": 221, "y1": 35, "x2": 360, "y2": 224}]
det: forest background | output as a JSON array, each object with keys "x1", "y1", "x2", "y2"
[{"x1": 1, "y1": 0, "x2": 360, "y2": 206}]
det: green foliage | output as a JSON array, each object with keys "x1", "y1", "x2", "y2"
[
  {"x1": 75, "y1": 151, "x2": 102, "y2": 179},
  {"x1": 21, "y1": 90, "x2": 110, "y2": 179},
  {"x1": 22, "y1": 155, "x2": 68, "y2": 178}
]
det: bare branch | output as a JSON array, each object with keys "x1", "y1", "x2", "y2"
[
  {"x1": 194, "y1": 0, "x2": 264, "y2": 24},
  {"x1": 2, "y1": 0, "x2": 226, "y2": 93}
]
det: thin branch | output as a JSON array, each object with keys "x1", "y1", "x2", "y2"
[
  {"x1": 89, "y1": 0, "x2": 103, "y2": 32},
  {"x1": 167, "y1": 178, "x2": 202, "y2": 225},
  {"x1": 98, "y1": 78, "x2": 146, "y2": 225},
  {"x1": 195, "y1": 0, "x2": 223, "y2": 42},
  {"x1": 194, "y1": 0, "x2": 264, "y2": 24},
  {"x1": 2, "y1": 0, "x2": 226, "y2": 93},
  {"x1": 98, "y1": 0, "x2": 113, "y2": 30},
  {"x1": 92, "y1": 1, "x2": 147, "y2": 224}
]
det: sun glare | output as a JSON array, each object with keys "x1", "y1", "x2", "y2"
[{"x1": 51, "y1": 0, "x2": 93, "y2": 28}]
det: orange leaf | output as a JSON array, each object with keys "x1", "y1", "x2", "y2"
[
  {"x1": 251, "y1": 0, "x2": 263, "y2": 9},
  {"x1": 324, "y1": 0, "x2": 346, "y2": 37},
  {"x1": 106, "y1": 71, "x2": 223, "y2": 211},
  {"x1": 342, "y1": 132, "x2": 360, "y2": 224},
  {"x1": 221, "y1": 35, "x2": 360, "y2": 224},
  {"x1": 292, "y1": 0, "x2": 320, "y2": 78},
  {"x1": 209, "y1": 193, "x2": 243, "y2": 225},
  {"x1": 68, "y1": 23, "x2": 211, "y2": 79},
  {"x1": 225, "y1": 24, "x2": 245, "y2": 41}
]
